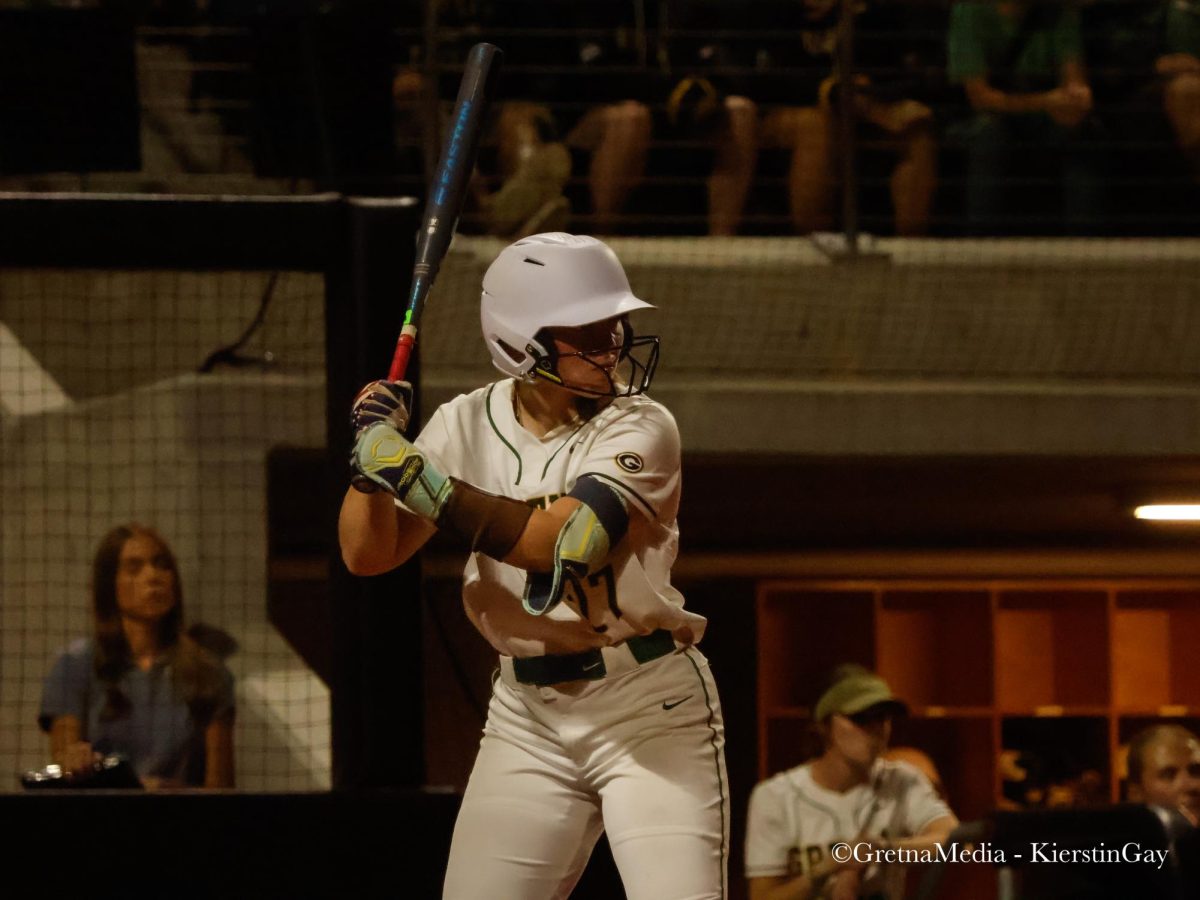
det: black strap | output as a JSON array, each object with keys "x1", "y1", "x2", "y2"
[
  {"x1": 511, "y1": 630, "x2": 675, "y2": 686},
  {"x1": 567, "y1": 475, "x2": 630, "y2": 548}
]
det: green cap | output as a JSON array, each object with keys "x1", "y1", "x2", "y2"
[{"x1": 814, "y1": 670, "x2": 908, "y2": 722}]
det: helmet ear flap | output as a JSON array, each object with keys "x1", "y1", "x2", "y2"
[
  {"x1": 527, "y1": 329, "x2": 560, "y2": 384},
  {"x1": 482, "y1": 306, "x2": 552, "y2": 380}
]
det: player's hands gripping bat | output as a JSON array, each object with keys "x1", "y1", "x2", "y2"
[{"x1": 351, "y1": 380, "x2": 412, "y2": 435}]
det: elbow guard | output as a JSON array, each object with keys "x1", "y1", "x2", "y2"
[{"x1": 523, "y1": 476, "x2": 630, "y2": 616}]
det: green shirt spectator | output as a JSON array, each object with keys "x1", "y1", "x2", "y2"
[
  {"x1": 946, "y1": 1, "x2": 1100, "y2": 234},
  {"x1": 1167, "y1": 0, "x2": 1200, "y2": 55},
  {"x1": 948, "y1": 0, "x2": 1084, "y2": 94}
]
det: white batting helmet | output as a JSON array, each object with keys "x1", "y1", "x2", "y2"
[{"x1": 480, "y1": 233, "x2": 656, "y2": 389}]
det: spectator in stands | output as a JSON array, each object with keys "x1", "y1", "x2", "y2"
[
  {"x1": 463, "y1": 0, "x2": 765, "y2": 236},
  {"x1": 753, "y1": 0, "x2": 941, "y2": 236},
  {"x1": 744, "y1": 664, "x2": 958, "y2": 900},
  {"x1": 553, "y1": 0, "x2": 656, "y2": 234},
  {"x1": 1126, "y1": 724, "x2": 1200, "y2": 827},
  {"x1": 1160, "y1": 0, "x2": 1200, "y2": 174},
  {"x1": 393, "y1": 65, "x2": 572, "y2": 238},
  {"x1": 947, "y1": 0, "x2": 1102, "y2": 234},
  {"x1": 653, "y1": 1, "x2": 762, "y2": 235},
  {"x1": 39, "y1": 523, "x2": 235, "y2": 790},
  {"x1": 409, "y1": 1, "x2": 649, "y2": 236},
  {"x1": 1083, "y1": 0, "x2": 1200, "y2": 197}
]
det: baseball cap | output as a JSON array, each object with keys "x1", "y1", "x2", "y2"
[{"x1": 814, "y1": 668, "x2": 909, "y2": 723}]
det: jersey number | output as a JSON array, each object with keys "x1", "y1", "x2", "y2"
[{"x1": 566, "y1": 565, "x2": 619, "y2": 632}]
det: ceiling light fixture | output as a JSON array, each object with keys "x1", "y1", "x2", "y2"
[{"x1": 1133, "y1": 504, "x2": 1200, "y2": 522}]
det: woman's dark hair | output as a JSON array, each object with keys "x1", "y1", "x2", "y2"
[{"x1": 91, "y1": 523, "x2": 227, "y2": 724}]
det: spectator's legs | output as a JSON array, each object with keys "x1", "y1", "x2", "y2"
[
  {"x1": 762, "y1": 106, "x2": 835, "y2": 233},
  {"x1": 962, "y1": 113, "x2": 1010, "y2": 235},
  {"x1": 1060, "y1": 142, "x2": 1105, "y2": 235},
  {"x1": 707, "y1": 96, "x2": 758, "y2": 236},
  {"x1": 495, "y1": 102, "x2": 552, "y2": 178},
  {"x1": 1164, "y1": 72, "x2": 1200, "y2": 173},
  {"x1": 890, "y1": 120, "x2": 937, "y2": 236},
  {"x1": 567, "y1": 101, "x2": 652, "y2": 234},
  {"x1": 481, "y1": 102, "x2": 571, "y2": 238},
  {"x1": 1041, "y1": 117, "x2": 1105, "y2": 236}
]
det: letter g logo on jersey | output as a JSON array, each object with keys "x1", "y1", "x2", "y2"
[{"x1": 616, "y1": 452, "x2": 644, "y2": 473}]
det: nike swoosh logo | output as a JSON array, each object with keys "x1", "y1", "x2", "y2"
[
  {"x1": 582, "y1": 661, "x2": 603, "y2": 672},
  {"x1": 662, "y1": 696, "x2": 692, "y2": 710}
]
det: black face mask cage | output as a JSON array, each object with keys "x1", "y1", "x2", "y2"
[{"x1": 530, "y1": 323, "x2": 660, "y2": 397}]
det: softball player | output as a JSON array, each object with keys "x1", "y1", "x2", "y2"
[
  {"x1": 744, "y1": 667, "x2": 956, "y2": 900},
  {"x1": 339, "y1": 233, "x2": 729, "y2": 900}
]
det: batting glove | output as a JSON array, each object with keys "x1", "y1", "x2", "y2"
[{"x1": 350, "y1": 380, "x2": 412, "y2": 436}]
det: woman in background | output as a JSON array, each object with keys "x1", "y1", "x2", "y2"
[{"x1": 39, "y1": 523, "x2": 235, "y2": 789}]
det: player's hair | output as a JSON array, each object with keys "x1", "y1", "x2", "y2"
[
  {"x1": 91, "y1": 523, "x2": 229, "y2": 724},
  {"x1": 1127, "y1": 723, "x2": 1200, "y2": 786}
]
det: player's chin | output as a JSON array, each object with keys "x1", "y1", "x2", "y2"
[
  {"x1": 141, "y1": 591, "x2": 176, "y2": 613},
  {"x1": 559, "y1": 377, "x2": 617, "y2": 398}
]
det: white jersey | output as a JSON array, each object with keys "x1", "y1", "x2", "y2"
[
  {"x1": 412, "y1": 378, "x2": 698, "y2": 658},
  {"x1": 744, "y1": 759, "x2": 952, "y2": 899}
]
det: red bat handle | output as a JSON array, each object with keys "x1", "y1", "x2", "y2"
[{"x1": 387, "y1": 325, "x2": 418, "y2": 382}]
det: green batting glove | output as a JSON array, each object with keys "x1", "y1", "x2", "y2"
[{"x1": 351, "y1": 422, "x2": 453, "y2": 520}]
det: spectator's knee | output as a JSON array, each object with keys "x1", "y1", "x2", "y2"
[
  {"x1": 606, "y1": 101, "x2": 652, "y2": 141},
  {"x1": 1166, "y1": 71, "x2": 1200, "y2": 103},
  {"x1": 724, "y1": 95, "x2": 758, "y2": 123},
  {"x1": 1165, "y1": 73, "x2": 1200, "y2": 148},
  {"x1": 765, "y1": 107, "x2": 830, "y2": 149}
]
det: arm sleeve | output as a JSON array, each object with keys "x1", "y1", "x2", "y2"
[
  {"x1": 574, "y1": 403, "x2": 681, "y2": 524},
  {"x1": 744, "y1": 780, "x2": 794, "y2": 879},
  {"x1": 947, "y1": 2, "x2": 989, "y2": 84},
  {"x1": 37, "y1": 646, "x2": 89, "y2": 733},
  {"x1": 412, "y1": 404, "x2": 457, "y2": 473},
  {"x1": 399, "y1": 403, "x2": 459, "y2": 516}
]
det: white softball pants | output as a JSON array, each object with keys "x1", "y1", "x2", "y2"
[{"x1": 442, "y1": 645, "x2": 730, "y2": 900}]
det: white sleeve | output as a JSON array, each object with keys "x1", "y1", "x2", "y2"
[
  {"x1": 574, "y1": 402, "x2": 680, "y2": 522},
  {"x1": 412, "y1": 403, "x2": 460, "y2": 477},
  {"x1": 744, "y1": 780, "x2": 795, "y2": 880},
  {"x1": 391, "y1": 404, "x2": 460, "y2": 515},
  {"x1": 897, "y1": 766, "x2": 955, "y2": 835}
]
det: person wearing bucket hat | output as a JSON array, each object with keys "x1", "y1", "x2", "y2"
[{"x1": 744, "y1": 665, "x2": 957, "y2": 900}]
